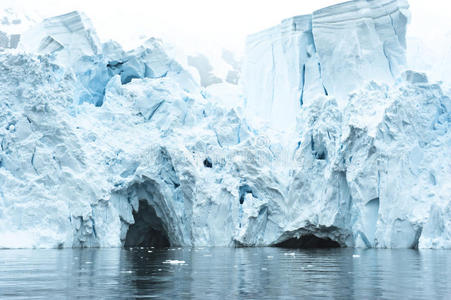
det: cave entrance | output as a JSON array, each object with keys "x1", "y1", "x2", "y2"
[
  {"x1": 275, "y1": 234, "x2": 340, "y2": 249},
  {"x1": 124, "y1": 200, "x2": 170, "y2": 248}
]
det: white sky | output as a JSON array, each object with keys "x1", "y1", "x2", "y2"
[{"x1": 2, "y1": 0, "x2": 451, "y2": 54}]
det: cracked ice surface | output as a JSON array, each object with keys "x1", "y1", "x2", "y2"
[
  {"x1": 0, "y1": 0, "x2": 450, "y2": 249},
  {"x1": 242, "y1": 0, "x2": 410, "y2": 131}
]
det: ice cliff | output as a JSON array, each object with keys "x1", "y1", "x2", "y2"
[
  {"x1": 242, "y1": 0, "x2": 409, "y2": 130},
  {"x1": 0, "y1": 0, "x2": 450, "y2": 249}
]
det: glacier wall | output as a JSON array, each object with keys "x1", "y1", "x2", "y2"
[
  {"x1": 242, "y1": 0, "x2": 410, "y2": 130},
  {"x1": 0, "y1": 1, "x2": 450, "y2": 249}
]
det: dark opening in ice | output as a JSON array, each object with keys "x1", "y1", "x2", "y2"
[
  {"x1": 124, "y1": 200, "x2": 170, "y2": 248},
  {"x1": 275, "y1": 234, "x2": 340, "y2": 249},
  {"x1": 203, "y1": 157, "x2": 213, "y2": 168},
  {"x1": 239, "y1": 184, "x2": 256, "y2": 204}
]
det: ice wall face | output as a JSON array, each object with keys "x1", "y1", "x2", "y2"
[
  {"x1": 313, "y1": 0, "x2": 409, "y2": 101},
  {"x1": 290, "y1": 78, "x2": 451, "y2": 249},
  {"x1": 0, "y1": 54, "x2": 90, "y2": 248},
  {"x1": 0, "y1": 3, "x2": 450, "y2": 249},
  {"x1": 242, "y1": 0, "x2": 410, "y2": 130},
  {"x1": 242, "y1": 15, "x2": 323, "y2": 131}
]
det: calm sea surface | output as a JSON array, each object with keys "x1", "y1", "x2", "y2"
[{"x1": 0, "y1": 247, "x2": 450, "y2": 299}]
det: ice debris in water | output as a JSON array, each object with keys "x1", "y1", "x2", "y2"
[{"x1": 162, "y1": 260, "x2": 186, "y2": 265}]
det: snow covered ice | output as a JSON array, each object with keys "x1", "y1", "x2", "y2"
[{"x1": 0, "y1": 0, "x2": 450, "y2": 249}]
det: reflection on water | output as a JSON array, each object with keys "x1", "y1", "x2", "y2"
[{"x1": 0, "y1": 247, "x2": 450, "y2": 299}]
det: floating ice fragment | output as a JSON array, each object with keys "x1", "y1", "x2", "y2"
[{"x1": 162, "y1": 260, "x2": 186, "y2": 265}]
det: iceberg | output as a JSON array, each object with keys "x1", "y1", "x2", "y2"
[{"x1": 0, "y1": 0, "x2": 450, "y2": 249}]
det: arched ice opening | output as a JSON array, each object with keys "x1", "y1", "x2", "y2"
[
  {"x1": 118, "y1": 177, "x2": 182, "y2": 248},
  {"x1": 124, "y1": 199, "x2": 170, "y2": 248}
]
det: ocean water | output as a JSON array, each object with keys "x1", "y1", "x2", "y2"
[{"x1": 0, "y1": 247, "x2": 450, "y2": 299}]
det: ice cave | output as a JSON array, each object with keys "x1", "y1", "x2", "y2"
[{"x1": 124, "y1": 200, "x2": 170, "y2": 248}]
